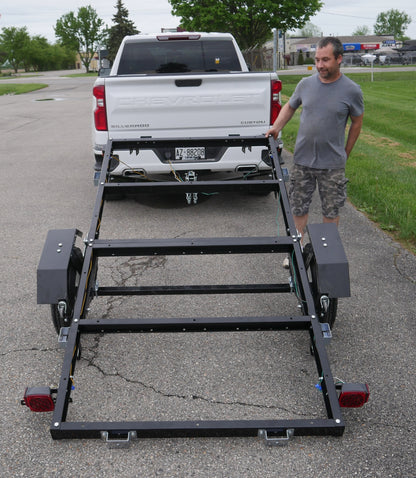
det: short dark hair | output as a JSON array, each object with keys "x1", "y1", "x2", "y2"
[{"x1": 316, "y1": 37, "x2": 344, "y2": 58}]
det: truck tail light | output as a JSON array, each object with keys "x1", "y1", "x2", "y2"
[
  {"x1": 270, "y1": 79, "x2": 282, "y2": 125},
  {"x1": 93, "y1": 84, "x2": 108, "y2": 131},
  {"x1": 21, "y1": 387, "x2": 55, "y2": 412},
  {"x1": 339, "y1": 383, "x2": 370, "y2": 408}
]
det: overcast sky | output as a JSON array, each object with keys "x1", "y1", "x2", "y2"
[{"x1": 1, "y1": 0, "x2": 415, "y2": 43}]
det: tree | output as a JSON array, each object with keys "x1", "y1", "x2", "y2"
[
  {"x1": 353, "y1": 25, "x2": 371, "y2": 36},
  {"x1": 374, "y1": 9, "x2": 411, "y2": 40},
  {"x1": 0, "y1": 26, "x2": 30, "y2": 72},
  {"x1": 107, "y1": 0, "x2": 139, "y2": 62},
  {"x1": 298, "y1": 21, "x2": 322, "y2": 37},
  {"x1": 23, "y1": 36, "x2": 76, "y2": 71},
  {"x1": 55, "y1": 6, "x2": 106, "y2": 72},
  {"x1": 168, "y1": 0, "x2": 323, "y2": 50}
]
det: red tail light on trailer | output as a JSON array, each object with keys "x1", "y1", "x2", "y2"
[
  {"x1": 339, "y1": 383, "x2": 370, "y2": 408},
  {"x1": 93, "y1": 84, "x2": 108, "y2": 131},
  {"x1": 270, "y1": 79, "x2": 282, "y2": 125},
  {"x1": 21, "y1": 387, "x2": 55, "y2": 412}
]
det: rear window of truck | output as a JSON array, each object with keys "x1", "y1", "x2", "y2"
[{"x1": 117, "y1": 39, "x2": 242, "y2": 75}]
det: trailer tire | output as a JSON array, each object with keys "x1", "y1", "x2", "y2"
[{"x1": 50, "y1": 246, "x2": 83, "y2": 334}]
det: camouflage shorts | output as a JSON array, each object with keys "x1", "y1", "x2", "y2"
[{"x1": 288, "y1": 164, "x2": 348, "y2": 219}]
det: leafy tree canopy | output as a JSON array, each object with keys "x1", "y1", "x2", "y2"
[
  {"x1": 297, "y1": 21, "x2": 322, "y2": 37},
  {"x1": 0, "y1": 26, "x2": 76, "y2": 72},
  {"x1": 55, "y1": 5, "x2": 106, "y2": 72},
  {"x1": 352, "y1": 25, "x2": 371, "y2": 36},
  {"x1": 0, "y1": 26, "x2": 30, "y2": 72},
  {"x1": 168, "y1": 0, "x2": 323, "y2": 49},
  {"x1": 106, "y1": 0, "x2": 139, "y2": 61},
  {"x1": 374, "y1": 9, "x2": 411, "y2": 40}
]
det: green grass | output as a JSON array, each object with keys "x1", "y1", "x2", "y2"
[
  {"x1": 0, "y1": 83, "x2": 48, "y2": 95},
  {"x1": 63, "y1": 72, "x2": 98, "y2": 77},
  {"x1": 279, "y1": 71, "x2": 416, "y2": 252}
]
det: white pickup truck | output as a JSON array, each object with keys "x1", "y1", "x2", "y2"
[{"x1": 93, "y1": 32, "x2": 282, "y2": 182}]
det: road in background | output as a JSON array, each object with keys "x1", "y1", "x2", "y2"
[{"x1": 0, "y1": 73, "x2": 415, "y2": 477}]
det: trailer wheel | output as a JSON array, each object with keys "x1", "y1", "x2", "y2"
[
  {"x1": 50, "y1": 246, "x2": 83, "y2": 334},
  {"x1": 303, "y1": 243, "x2": 338, "y2": 328}
]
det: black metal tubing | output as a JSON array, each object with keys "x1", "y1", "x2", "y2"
[
  {"x1": 103, "y1": 180, "x2": 279, "y2": 197},
  {"x1": 51, "y1": 418, "x2": 344, "y2": 440},
  {"x1": 96, "y1": 283, "x2": 292, "y2": 297},
  {"x1": 110, "y1": 135, "x2": 271, "y2": 152},
  {"x1": 93, "y1": 236, "x2": 295, "y2": 256},
  {"x1": 78, "y1": 315, "x2": 311, "y2": 333},
  {"x1": 49, "y1": 136, "x2": 345, "y2": 440}
]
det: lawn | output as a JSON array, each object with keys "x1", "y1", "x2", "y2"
[
  {"x1": 0, "y1": 83, "x2": 47, "y2": 95},
  {"x1": 279, "y1": 71, "x2": 416, "y2": 253}
]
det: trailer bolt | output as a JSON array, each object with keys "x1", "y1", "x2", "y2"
[
  {"x1": 58, "y1": 243, "x2": 63, "y2": 247},
  {"x1": 335, "y1": 419, "x2": 341, "y2": 424},
  {"x1": 54, "y1": 422, "x2": 59, "y2": 427},
  {"x1": 323, "y1": 243, "x2": 328, "y2": 247},
  {"x1": 321, "y1": 237, "x2": 326, "y2": 241},
  {"x1": 57, "y1": 249, "x2": 61, "y2": 253},
  {"x1": 311, "y1": 315, "x2": 316, "y2": 319}
]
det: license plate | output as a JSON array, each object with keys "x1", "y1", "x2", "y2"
[{"x1": 175, "y1": 147, "x2": 205, "y2": 160}]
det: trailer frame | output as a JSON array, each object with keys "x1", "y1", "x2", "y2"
[{"x1": 28, "y1": 136, "x2": 367, "y2": 446}]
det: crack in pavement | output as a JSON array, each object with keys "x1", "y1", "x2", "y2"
[
  {"x1": 1, "y1": 346, "x2": 57, "y2": 357},
  {"x1": 75, "y1": 241, "x2": 317, "y2": 418},
  {"x1": 79, "y1": 352, "x2": 316, "y2": 418},
  {"x1": 393, "y1": 245, "x2": 416, "y2": 285},
  {"x1": 77, "y1": 329, "x2": 316, "y2": 418}
]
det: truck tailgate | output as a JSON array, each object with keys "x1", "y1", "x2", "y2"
[{"x1": 104, "y1": 73, "x2": 273, "y2": 138}]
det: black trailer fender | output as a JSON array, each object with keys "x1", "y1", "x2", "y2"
[
  {"x1": 306, "y1": 223, "x2": 350, "y2": 298},
  {"x1": 37, "y1": 229, "x2": 83, "y2": 305}
]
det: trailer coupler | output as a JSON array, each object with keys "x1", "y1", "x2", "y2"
[{"x1": 185, "y1": 170, "x2": 198, "y2": 204}]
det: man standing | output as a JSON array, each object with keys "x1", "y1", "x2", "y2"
[{"x1": 267, "y1": 37, "x2": 364, "y2": 250}]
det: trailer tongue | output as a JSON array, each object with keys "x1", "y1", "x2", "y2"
[{"x1": 22, "y1": 136, "x2": 369, "y2": 446}]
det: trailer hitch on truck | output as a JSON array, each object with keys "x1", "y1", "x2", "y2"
[{"x1": 22, "y1": 136, "x2": 369, "y2": 446}]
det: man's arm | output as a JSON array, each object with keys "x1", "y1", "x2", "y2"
[
  {"x1": 345, "y1": 113, "x2": 363, "y2": 158},
  {"x1": 266, "y1": 102, "x2": 297, "y2": 139}
]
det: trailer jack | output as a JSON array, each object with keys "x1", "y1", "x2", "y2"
[{"x1": 25, "y1": 136, "x2": 369, "y2": 444}]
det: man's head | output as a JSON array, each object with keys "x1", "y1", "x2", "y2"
[{"x1": 315, "y1": 37, "x2": 343, "y2": 82}]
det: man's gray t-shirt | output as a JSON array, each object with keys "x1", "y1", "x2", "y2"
[{"x1": 289, "y1": 74, "x2": 364, "y2": 169}]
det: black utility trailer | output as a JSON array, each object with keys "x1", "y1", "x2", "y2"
[{"x1": 23, "y1": 136, "x2": 369, "y2": 446}]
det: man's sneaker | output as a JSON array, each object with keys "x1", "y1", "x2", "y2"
[{"x1": 282, "y1": 256, "x2": 290, "y2": 269}]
